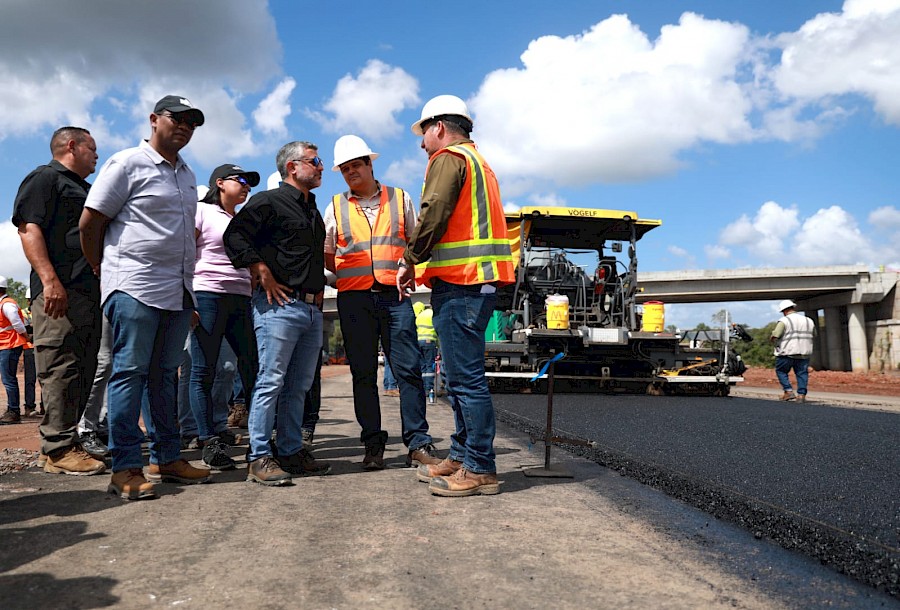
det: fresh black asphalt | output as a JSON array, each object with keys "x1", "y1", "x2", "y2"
[{"x1": 493, "y1": 392, "x2": 900, "y2": 596}]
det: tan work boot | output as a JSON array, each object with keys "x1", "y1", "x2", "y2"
[
  {"x1": 146, "y1": 459, "x2": 211, "y2": 484},
  {"x1": 0, "y1": 409, "x2": 21, "y2": 425},
  {"x1": 44, "y1": 445, "x2": 106, "y2": 476},
  {"x1": 417, "y1": 457, "x2": 462, "y2": 483},
  {"x1": 108, "y1": 468, "x2": 156, "y2": 501},
  {"x1": 36, "y1": 453, "x2": 48, "y2": 468},
  {"x1": 429, "y1": 468, "x2": 500, "y2": 497},
  {"x1": 779, "y1": 391, "x2": 797, "y2": 401},
  {"x1": 227, "y1": 402, "x2": 249, "y2": 428},
  {"x1": 247, "y1": 456, "x2": 292, "y2": 486}
]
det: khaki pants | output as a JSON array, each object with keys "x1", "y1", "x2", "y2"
[{"x1": 33, "y1": 281, "x2": 101, "y2": 454}]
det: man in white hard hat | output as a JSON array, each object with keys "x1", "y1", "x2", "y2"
[
  {"x1": 325, "y1": 134, "x2": 441, "y2": 470},
  {"x1": 396, "y1": 95, "x2": 515, "y2": 497},
  {"x1": 769, "y1": 299, "x2": 816, "y2": 402}
]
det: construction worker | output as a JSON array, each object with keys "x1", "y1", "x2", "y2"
[
  {"x1": 325, "y1": 134, "x2": 441, "y2": 470},
  {"x1": 770, "y1": 299, "x2": 816, "y2": 403},
  {"x1": 0, "y1": 277, "x2": 30, "y2": 424},
  {"x1": 397, "y1": 95, "x2": 515, "y2": 497},
  {"x1": 414, "y1": 302, "x2": 438, "y2": 398}
]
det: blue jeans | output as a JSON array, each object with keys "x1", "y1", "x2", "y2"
[
  {"x1": 0, "y1": 346, "x2": 23, "y2": 412},
  {"x1": 419, "y1": 340, "x2": 437, "y2": 393},
  {"x1": 177, "y1": 339, "x2": 198, "y2": 437},
  {"x1": 190, "y1": 291, "x2": 257, "y2": 441},
  {"x1": 382, "y1": 359, "x2": 397, "y2": 390},
  {"x1": 247, "y1": 290, "x2": 322, "y2": 461},
  {"x1": 338, "y1": 290, "x2": 431, "y2": 449},
  {"x1": 431, "y1": 280, "x2": 497, "y2": 473},
  {"x1": 104, "y1": 291, "x2": 192, "y2": 470},
  {"x1": 776, "y1": 356, "x2": 809, "y2": 395}
]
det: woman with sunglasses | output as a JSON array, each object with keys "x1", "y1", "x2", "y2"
[{"x1": 189, "y1": 164, "x2": 261, "y2": 470}]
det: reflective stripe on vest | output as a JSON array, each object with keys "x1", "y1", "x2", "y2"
[
  {"x1": 416, "y1": 308, "x2": 436, "y2": 341},
  {"x1": 774, "y1": 313, "x2": 815, "y2": 357},
  {"x1": 417, "y1": 143, "x2": 515, "y2": 287},
  {"x1": 0, "y1": 296, "x2": 27, "y2": 351},
  {"x1": 333, "y1": 186, "x2": 407, "y2": 291}
]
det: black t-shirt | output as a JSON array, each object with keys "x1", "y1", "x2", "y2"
[
  {"x1": 223, "y1": 183, "x2": 326, "y2": 293},
  {"x1": 12, "y1": 160, "x2": 95, "y2": 297}
]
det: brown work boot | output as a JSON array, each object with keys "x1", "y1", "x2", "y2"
[
  {"x1": 416, "y1": 457, "x2": 462, "y2": 483},
  {"x1": 779, "y1": 391, "x2": 797, "y2": 401},
  {"x1": 278, "y1": 448, "x2": 331, "y2": 477},
  {"x1": 247, "y1": 456, "x2": 292, "y2": 486},
  {"x1": 796, "y1": 394, "x2": 806, "y2": 403},
  {"x1": 146, "y1": 459, "x2": 211, "y2": 484},
  {"x1": 407, "y1": 443, "x2": 441, "y2": 467},
  {"x1": 0, "y1": 409, "x2": 21, "y2": 425},
  {"x1": 227, "y1": 402, "x2": 249, "y2": 428},
  {"x1": 362, "y1": 442, "x2": 385, "y2": 470},
  {"x1": 383, "y1": 389, "x2": 400, "y2": 397},
  {"x1": 429, "y1": 468, "x2": 500, "y2": 497},
  {"x1": 44, "y1": 445, "x2": 107, "y2": 476},
  {"x1": 108, "y1": 468, "x2": 156, "y2": 501}
]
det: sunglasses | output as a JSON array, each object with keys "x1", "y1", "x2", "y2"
[
  {"x1": 225, "y1": 176, "x2": 251, "y2": 186},
  {"x1": 291, "y1": 156, "x2": 324, "y2": 168},
  {"x1": 160, "y1": 112, "x2": 202, "y2": 129}
]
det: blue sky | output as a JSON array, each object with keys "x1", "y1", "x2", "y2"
[{"x1": 2, "y1": 0, "x2": 898, "y2": 329}]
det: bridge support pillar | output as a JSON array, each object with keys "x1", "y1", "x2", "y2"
[
  {"x1": 847, "y1": 303, "x2": 869, "y2": 373},
  {"x1": 806, "y1": 312, "x2": 823, "y2": 370},
  {"x1": 824, "y1": 307, "x2": 845, "y2": 371}
]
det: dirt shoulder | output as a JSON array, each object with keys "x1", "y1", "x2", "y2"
[{"x1": 739, "y1": 366, "x2": 900, "y2": 397}]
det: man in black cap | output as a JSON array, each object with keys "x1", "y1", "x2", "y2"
[{"x1": 80, "y1": 95, "x2": 211, "y2": 500}]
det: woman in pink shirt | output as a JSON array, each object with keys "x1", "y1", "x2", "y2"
[{"x1": 190, "y1": 164, "x2": 260, "y2": 470}]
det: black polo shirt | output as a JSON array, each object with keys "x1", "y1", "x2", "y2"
[
  {"x1": 223, "y1": 182, "x2": 325, "y2": 293},
  {"x1": 12, "y1": 160, "x2": 96, "y2": 298}
]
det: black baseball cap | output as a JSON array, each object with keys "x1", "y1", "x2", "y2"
[
  {"x1": 201, "y1": 164, "x2": 261, "y2": 202},
  {"x1": 153, "y1": 95, "x2": 205, "y2": 126}
]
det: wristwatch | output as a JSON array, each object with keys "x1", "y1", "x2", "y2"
[{"x1": 397, "y1": 258, "x2": 409, "y2": 268}]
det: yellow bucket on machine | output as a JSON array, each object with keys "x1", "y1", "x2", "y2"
[
  {"x1": 641, "y1": 301, "x2": 665, "y2": 332},
  {"x1": 545, "y1": 294, "x2": 570, "y2": 329}
]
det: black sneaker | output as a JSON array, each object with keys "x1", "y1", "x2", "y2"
[
  {"x1": 216, "y1": 429, "x2": 239, "y2": 446},
  {"x1": 80, "y1": 432, "x2": 110, "y2": 458},
  {"x1": 181, "y1": 435, "x2": 200, "y2": 450},
  {"x1": 201, "y1": 438, "x2": 236, "y2": 471},
  {"x1": 278, "y1": 448, "x2": 330, "y2": 476},
  {"x1": 362, "y1": 443, "x2": 385, "y2": 470}
]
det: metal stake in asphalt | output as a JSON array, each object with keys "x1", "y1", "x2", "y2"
[{"x1": 524, "y1": 352, "x2": 576, "y2": 478}]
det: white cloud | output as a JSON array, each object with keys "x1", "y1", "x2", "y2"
[
  {"x1": 774, "y1": 0, "x2": 900, "y2": 126},
  {"x1": 667, "y1": 245, "x2": 697, "y2": 268},
  {"x1": 312, "y1": 60, "x2": 420, "y2": 141},
  {"x1": 710, "y1": 201, "x2": 895, "y2": 268},
  {"x1": 253, "y1": 78, "x2": 296, "y2": 137},
  {"x1": 471, "y1": 12, "x2": 756, "y2": 187},
  {"x1": 0, "y1": 1, "x2": 282, "y2": 144},
  {"x1": 719, "y1": 201, "x2": 799, "y2": 260},
  {"x1": 382, "y1": 157, "x2": 425, "y2": 196},
  {"x1": 869, "y1": 205, "x2": 900, "y2": 229},
  {"x1": 527, "y1": 193, "x2": 567, "y2": 207},
  {"x1": 704, "y1": 244, "x2": 731, "y2": 261},
  {"x1": 0, "y1": 223, "x2": 31, "y2": 285}
]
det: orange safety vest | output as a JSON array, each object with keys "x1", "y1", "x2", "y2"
[
  {"x1": 416, "y1": 143, "x2": 514, "y2": 288},
  {"x1": 0, "y1": 296, "x2": 28, "y2": 351},
  {"x1": 333, "y1": 185, "x2": 408, "y2": 291}
]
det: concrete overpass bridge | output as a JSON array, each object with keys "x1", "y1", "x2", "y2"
[{"x1": 322, "y1": 265, "x2": 899, "y2": 374}]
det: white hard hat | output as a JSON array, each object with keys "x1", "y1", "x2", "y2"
[
  {"x1": 332, "y1": 135, "x2": 379, "y2": 171},
  {"x1": 0, "y1": 277, "x2": 7, "y2": 289},
  {"x1": 778, "y1": 299, "x2": 796, "y2": 312},
  {"x1": 411, "y1": 95, "x2": 472, "y2": 136}
]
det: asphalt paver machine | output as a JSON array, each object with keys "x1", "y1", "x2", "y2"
[{"x1": 485, "y1": 206, "x2": 746, "y2": 394}]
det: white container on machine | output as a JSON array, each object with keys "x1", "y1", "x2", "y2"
[{"x1": 545, "y1": 294, "x2": 570, "y2": 329}]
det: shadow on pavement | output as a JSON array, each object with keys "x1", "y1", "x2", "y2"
[{"x1": 0, "y1": 572, "x2": 119, "y2": 608}]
